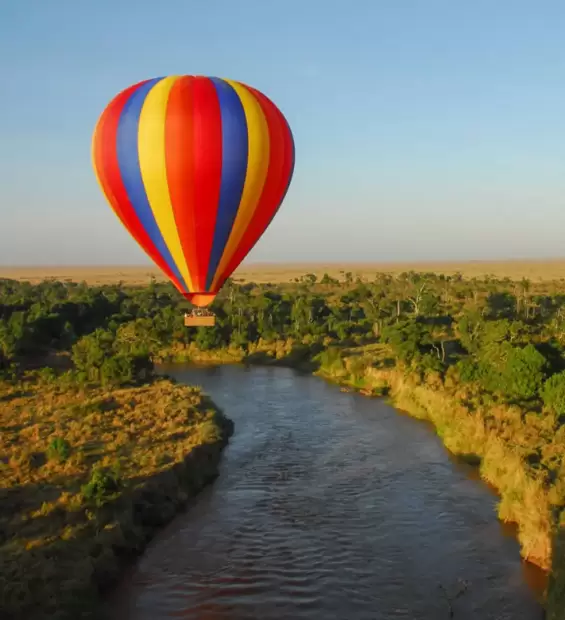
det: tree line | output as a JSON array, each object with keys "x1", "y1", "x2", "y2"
[{"x1": 3, "y1": 271, "x2": 565, "y2": 414}]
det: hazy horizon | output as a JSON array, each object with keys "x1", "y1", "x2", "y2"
[
  {"x1": 5, "y1": 256, "x2": 565, "y2": 269},
  {"x1": 3, "y1": 1, "x2": 565, "y2": 266}
]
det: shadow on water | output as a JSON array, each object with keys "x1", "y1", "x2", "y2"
[{"x1": 111, "y1": 364, "x2": 546, "y2": 620}]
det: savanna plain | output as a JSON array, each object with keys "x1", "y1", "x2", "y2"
[{"x1": 6, "y1": 258, "x2": 565, "y2": 286}]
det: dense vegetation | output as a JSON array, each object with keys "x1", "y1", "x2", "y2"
[{"x1": 2, "y1": 270, "x2": 565, "y2": 617}]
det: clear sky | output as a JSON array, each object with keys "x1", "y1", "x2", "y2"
[{"x1": 2, "y1": 0, "x2": 565, "y2": 266}]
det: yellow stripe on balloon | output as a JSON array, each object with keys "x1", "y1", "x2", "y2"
[
  {"x1": 137, "y1": 76, "x2": 194, "y2": 291},
  {"x1": 211, "y1": 80, "x2": 270, "y2": 289}
]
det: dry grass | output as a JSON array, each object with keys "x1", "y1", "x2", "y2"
[
  {"x1": 5, "y1": 258, "x2": 565, "y2": 286},
  {"x1": 234, "y1": 259, "x2": 565, "y2": 283},
  {"x1": 0, "y1": 376, "x2": 232, "y2": 619}
]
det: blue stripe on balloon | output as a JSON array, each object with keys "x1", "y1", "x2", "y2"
[
  {"x1": 116, "y1": 77, "x2": 189, "y2": 291},
  {"x1": 205, "y1": 77, "x2": 249, "y2": 290}
]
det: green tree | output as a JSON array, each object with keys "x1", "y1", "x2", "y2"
[
  {"x1": 499, "y1": 345, "x2": 547, "y2": 401},
  {"x1": 542, "y1": 371, "x2": 565, "y2": 416}
]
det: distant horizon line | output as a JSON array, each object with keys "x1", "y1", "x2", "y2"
[
  {"x1": 0, "y1": 256, "x2": 565, "y2": 277},
  {"x1": 3, "y1": 257, "x2": 565, "y2": 269}
]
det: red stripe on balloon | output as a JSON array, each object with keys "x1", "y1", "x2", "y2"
[
  {"x1": 214, "y1": 87, "x2": 294, "y2": 291},
  {"x1": 165, "y1": 76, "x2": 199, "y2": 291},
  {"x1": 93, "y1": 81, "x2": 187, "y2": 295},
  {"x1": 189, "y1": 77, "x2": 223, "y2": 291}
]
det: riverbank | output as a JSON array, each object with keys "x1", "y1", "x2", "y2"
[
  {"x1": 319, "y1": 352, "x2": 565, "y2": 619},
  {"x1": 321, "y1": 361, "x2": 565, "y2": 618},
  {"x1": 164, "y1": 340, "x2": 565, "y2": 613},
  {"x1": 157, "y1": 339, "x2": 320, "y2": 372},
  {"x1": 0, "y1": 375, "x2": 233, "y2": 620},
  {"x1": 319, "y1": 362, "x2": 553, "y2": 567}
]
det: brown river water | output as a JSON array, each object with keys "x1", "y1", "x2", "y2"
[{"x1": 110, "y1": 364, "x2": 546, "y2": 620}]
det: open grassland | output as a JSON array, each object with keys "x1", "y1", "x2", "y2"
[
  {"x1": 0, "y1": 376, "x2": 232, "y2": 620},
  {"x1": 5, "y1": 258, "x2": 565, "y2": 285}
]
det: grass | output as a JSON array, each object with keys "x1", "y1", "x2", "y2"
[
  {"x1": 6, "y1": 257, "x2": 565, "y2": 285},
  {"x1": 0, "y1": 375, "x2": 233, "y2": 619}
]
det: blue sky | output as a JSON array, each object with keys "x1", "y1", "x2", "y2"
[{"x1": 2, "y1": 1, "x2": 565, "y2": 265}]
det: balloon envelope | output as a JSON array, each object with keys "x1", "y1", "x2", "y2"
[{"x1": 92, "y1": 76, "x2": 295, "y2": 306}]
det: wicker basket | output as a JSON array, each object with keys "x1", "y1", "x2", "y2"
[{"x1": 184, "y1": 315, "x2": 215, "y2": 327}]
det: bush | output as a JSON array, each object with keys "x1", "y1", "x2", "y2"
[
  {"x1": 499, "y1": 344, "x2": 547, "y2": 401},
  {"x1": 37, "y1": 367, "x2": 57, "y2": 384},
  {"x1": 81, "y1": 466, "x2": 121, "y2": 506},
  {"x1": 415, "y1": 352, "x2": 445, "y2": 375},
  {"x1": 47, "y1": 437, "x2": 71, "y2": 463},
  {"x1": 318, "y1": 346, "x2": 345, "y2": 373},
  {"x1": 542, "y1": 371, "x2": 565, "y2": 416},
  {"x1": 71, "y1": 329, "x2": 153, "y2": 387},
  {"x1": 456, "y1": 358, "x2": 482, "y2": 383},
  {"x1": 381, "y1": 320, "x2": 430, "y2": 365}
]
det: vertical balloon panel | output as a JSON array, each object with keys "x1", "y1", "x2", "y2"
[{"x1": 92, "y1": 75, "x2": 295, "y2": 307}]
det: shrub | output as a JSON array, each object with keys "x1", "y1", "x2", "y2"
[
  {"x1": 318, "y1": 346, "x2": 345, "y2": 373},
  {"x1": 499, "y1": 344, "x2": 547, "y2": 401},
  {"x1": 542, "y1": 371, "x2": 565, "y2": 416},
  {"x1": 47, "y1": 437, "x2": 71, "y2": 463},
  {"x1": 81, "y1": 466, "x2": 121, "y2": 506}
]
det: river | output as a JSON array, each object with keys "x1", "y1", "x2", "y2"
[{"x1": 111, "y1": 364, "x2": 545, "y2": 620}]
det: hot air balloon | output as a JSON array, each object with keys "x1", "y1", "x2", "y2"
[{"x1": 92, "y1": 76, "x2": 295, "y2": 326}]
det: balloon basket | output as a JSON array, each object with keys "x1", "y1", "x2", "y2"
[{"x1": 184, "y1": 310, "x2": 216, "y2": 327}]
